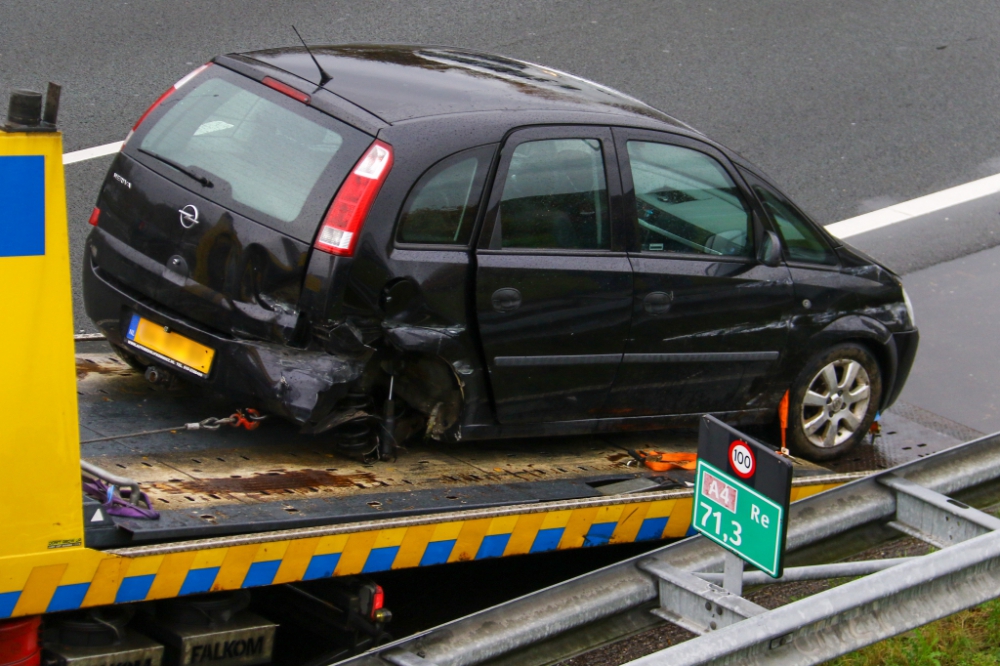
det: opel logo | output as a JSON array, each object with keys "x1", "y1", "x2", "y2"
[{"x1": 179, "y1": 204, "x2": 200, "y2": 229}]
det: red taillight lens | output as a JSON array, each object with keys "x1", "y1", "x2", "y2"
[
  {"x1": 262, "y1": 77, "x2": 310, "y2": 104},
  {"x1": 0, "y1": 617, "x2": 41, "y2": 666},
  {"x1": 370, "y1": 584, "x2": 384, "y2": 620},
  {"x1": 125, "y1": 63, "x2": 212, "y2": 143},
  {"x1": 88, "y1": 207, "x2": 101, "y2": 227},
  {"x1": 315, "y1": 140, "x2": 393, "y2": 256}
]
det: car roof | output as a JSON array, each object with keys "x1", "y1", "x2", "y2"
[{"x1": 238, "y1": 44, "x2": 692, "y2": 129}]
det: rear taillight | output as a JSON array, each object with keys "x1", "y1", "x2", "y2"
[
  {"x1": 314, "y1": 140, "x2": 393, "y2": 256},
  {"x1": 123, "y1": 63, "x2": 212, "y2": 146},
  {"x1": 0, "y1": 617, "x2": 41, "y2": 666},
  {"x1": 370, "y1": 584, "x2": 385, "y2": 621},
  {"x1": 88, "y1": 207, "x2": 101, "y2": 227}
]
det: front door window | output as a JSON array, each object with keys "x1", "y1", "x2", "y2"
[{"x1": 627, "y1": 141, "x2": 753, "y2": 258}]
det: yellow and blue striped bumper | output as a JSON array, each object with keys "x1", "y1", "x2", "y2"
[{"x1": 0, "y1": 480, "x2": 844, "y2": 618}]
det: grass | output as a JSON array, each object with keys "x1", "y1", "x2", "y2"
[{"x1": 828, "y1": 597, "x2": 1000, "y2": 666}]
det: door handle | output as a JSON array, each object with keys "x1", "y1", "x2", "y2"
[
  {"x1": 491, "y1": 287, "x2": 522, "y2": 313},
  {"x1": 642, "y1": 291, "x2": 673, "y2": 315}
]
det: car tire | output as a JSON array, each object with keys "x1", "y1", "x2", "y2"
[{"x1": 787, "y1": 343, "x2": 882, "y2": 461}]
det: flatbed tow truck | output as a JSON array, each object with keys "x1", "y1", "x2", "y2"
[
  {"x1": 23, "y1": 346, "x2": 925, "y2": 664},
  {"x1": 0, "y1": 88, "x2": 977, "y2": 666}
]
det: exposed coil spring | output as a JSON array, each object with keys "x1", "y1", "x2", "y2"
[
  {"x1": 335, "y1": 420, "x2": 374, "y2": 454},
  {"x1": 341, "y1": 392, "x2": 373, "y2": 412}
]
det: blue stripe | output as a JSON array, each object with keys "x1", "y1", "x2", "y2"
[
  {"x1": 583, "y1": 522, "x2": 617, "y2": 547},
  {"x1": 529, "y1": 528, "x2": 564, "y2": 553},
  {"x1": 303, "y1": 553, "x2": 341, "y2": 580},
  {"x1": 179, "y1": 567, "x2": 219, "y2": 595},
  {"x1": 362, "y1": 547, "x2": 400, "y2": 573},
  {"x1": 475, "y1": 534, "x2": 511, "y2": 560},
  {"x1": 419, "y1": 540, "x2": 456, "y2": 566},
  {"x1": 0, "y1": 591, "x2": 20, "y2": 619},
  {"x1": 126, "y1": 313, "x2": 140, "y2": 340},
  {"x1": 0, "y1": 155, "x2": 45, "y2": 257},
  {"x1": 242, "y1": 561, "x2": 282, "y2": 588},
  {"x1": 47, "y1": 583, "x2": 91, "y2": 612},
  {"x1": 115, "y1": 574, "x2": 155, "y2": 603},
  {"x1": 636, "y1": 517, "x2": 669, "y2": 542}
]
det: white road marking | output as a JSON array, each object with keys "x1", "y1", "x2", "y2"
[
  {"x1": 60, "y1": 140, "x2": 1000, "y2": 240},
  {"x1": 62, "y1": 141, "x2": 123, "y2": 165},
  {"x1": 828, "y1": 172, "x2": 1000, "y2": 239}
]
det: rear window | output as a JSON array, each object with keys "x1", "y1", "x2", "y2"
[{"x1": 133, "y1": 68, "x2": 371, "y2": 240}]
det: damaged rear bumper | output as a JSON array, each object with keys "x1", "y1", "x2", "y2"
[{"x1": 83, "y1": 255, "x2": 368, "y2": 426}]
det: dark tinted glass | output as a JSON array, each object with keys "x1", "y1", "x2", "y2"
[
  {"x1": 748, "y1": 176, "x2": 837, "y2": 265},
  {"x1": 396, "y1": 146, "x2": 492, "y2": 245},
  {"x1": 142, "y1": 77, "x2": 345, "y2": 223},
  {"x1": 499, "y1": 138, "x2": 610, "y2": 250},
  {"x1": 132, "y1": 68, "x2": 370, "y2": 241},
  {"x1": 627, "y1": 141, "x2": 752, "y2": 257}
]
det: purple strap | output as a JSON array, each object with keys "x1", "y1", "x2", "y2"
[{"x1": 83, "y1": 477, "x2": 160, "y2": 520}]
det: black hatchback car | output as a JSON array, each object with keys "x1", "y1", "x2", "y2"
[{"x1": 83, "y1": 45, "x2": 918, "y2": 460}]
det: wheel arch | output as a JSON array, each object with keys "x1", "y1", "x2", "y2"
[{"x1": 809, "y1": 315, "x2": 899, "y2": 412}]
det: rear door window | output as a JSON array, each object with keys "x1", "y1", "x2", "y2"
[
  {"x1": 626, "y1": 141, "x2": 752, "y2": 258},
  {"x1": 498, "y1": 138, "x2": 610, "y2": 250},
  {"x1": 131, "y1": 68, "x2": 372, "y2": 241},
  {"x1": 395, "y1": 145, "x2": 494, "y2": 245}
]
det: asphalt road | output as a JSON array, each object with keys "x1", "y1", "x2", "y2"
[
  {"x1": 3, "y1": 3, "x2": 1000, "y2": 436},
  {"x1": 4, "y1": 0, "x2": 1000, "y2": 213}
]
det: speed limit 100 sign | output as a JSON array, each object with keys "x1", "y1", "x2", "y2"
[
  {"x1": 728, "y1": 440, "x2": 755, "y2": 479},
  {"x1": 694, "y1": 415, "x2": 793, "y2": 577}
]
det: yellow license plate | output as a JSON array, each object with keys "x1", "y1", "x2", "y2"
[{"x1": 124, "y1": 314, "x2": 215, "y2": 377}]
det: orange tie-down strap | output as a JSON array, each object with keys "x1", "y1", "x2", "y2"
[{"x1": 629, "y1": 450, "x2": 698, "y2": 472}]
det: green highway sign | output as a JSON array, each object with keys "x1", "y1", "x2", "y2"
[
  {"x1": 693, "y1": 459, "x2": 785, "y2": 576},
  {"x1": 693, "y1": 415, "x2": 793, "y2": 577}
]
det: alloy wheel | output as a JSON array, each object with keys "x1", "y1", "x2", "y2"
[{"x1": 800, "y1": 359, "x2": 871, "y2": 448}]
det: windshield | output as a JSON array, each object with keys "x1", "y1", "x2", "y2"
[{"x1": 135, "y1": 69, "x2": 369, "y2": 238}]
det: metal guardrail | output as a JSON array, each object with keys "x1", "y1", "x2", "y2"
[
  {"x1": 338, "y1": 430, "x2": 1000, "y2": 666},
  {"x1": 626, "y1": 473, "x2": 1000, "y2": 664},
  {"x1": 632, "y1": 528, "x2": 1000, "y2": 665}
]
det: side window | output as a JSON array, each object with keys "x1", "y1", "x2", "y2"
[
  {"x1": 498, "y1": 138, "x2": 610, "y2": 250},
  {"x1": 626, "y1": 141, "x2": 752, "y2": 258},
  {"x1": 396, "y1": 145, "x2": 493, "y2": 245},
  {"x1": 745, "y1": 173, "x2": 837, "y2": 265}
]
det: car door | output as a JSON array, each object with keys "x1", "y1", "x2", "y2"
[
  {"x1": 475, "y1": 126, "x2": 632, "y2": 424},
  {"x1": 605, "y1": 129, "x2": 795, "y2": 417}
]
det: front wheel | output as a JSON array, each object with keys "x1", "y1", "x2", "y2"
[{"x1": 787, "y1": 343, "x2": 882, "y2": 461}]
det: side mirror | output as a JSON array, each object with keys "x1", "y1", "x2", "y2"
[{"x1": 757, "y1": 230, "x2": 783, "y2": 267}]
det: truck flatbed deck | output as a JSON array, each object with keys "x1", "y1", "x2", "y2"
[
  {"x1": 77, "y1": 351, "x2": 852, "y2": 545},
  {"x1": 0, "y1": 346, "x2": 963, "y2": 622}
]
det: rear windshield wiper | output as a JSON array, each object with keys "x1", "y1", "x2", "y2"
[{"x1": 139, "y1": 149, "x2": 214, "y2": 188}]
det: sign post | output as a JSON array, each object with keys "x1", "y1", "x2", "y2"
[{"x1": 693, "y1": 415, "x2": 793, "y2": 581}]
